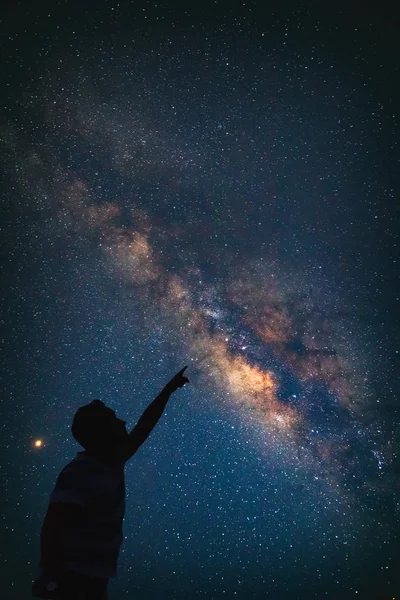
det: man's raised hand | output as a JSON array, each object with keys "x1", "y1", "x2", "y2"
[{"x1": 165, "y1": 366, "x2": 190, "y2": 393}]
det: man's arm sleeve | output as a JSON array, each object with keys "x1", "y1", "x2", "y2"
[{"x1": 49, "y1": 465, "x2": 88, "y2": 507}]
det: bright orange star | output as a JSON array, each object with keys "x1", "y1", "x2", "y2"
[{"x1": 34, "y1": 439, "x2": 43, "y2": 448}]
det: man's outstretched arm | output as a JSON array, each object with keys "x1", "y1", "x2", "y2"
[{"x1": 120, "y1": 366, "x2": 189, "y2": 462}]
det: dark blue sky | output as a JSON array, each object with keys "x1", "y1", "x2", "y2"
[{"x1": 1, "y1": 1, "x2": 399, "y2": 599}]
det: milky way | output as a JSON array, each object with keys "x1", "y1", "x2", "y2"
[{"x1": 3, "y1": 92, "x2": 393, "y2": 499}]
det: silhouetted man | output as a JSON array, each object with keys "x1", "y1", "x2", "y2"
[{"x1": 32, "y1": 366, "x2": 190, "y2": 600}]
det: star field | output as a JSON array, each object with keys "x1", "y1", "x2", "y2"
[{"x1": 1, "y1": 1, "x2": 399, "y2": 599}]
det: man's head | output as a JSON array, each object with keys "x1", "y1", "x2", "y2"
[{"x1": 71, "y1": 399, "x2": 128, "y2": 452}]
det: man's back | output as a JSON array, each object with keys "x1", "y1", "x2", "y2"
[{"x1": 48, "y1": 452, "x2": 125, "y2": 579}]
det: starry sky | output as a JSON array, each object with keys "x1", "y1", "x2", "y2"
[{"x1": 1, "y1": 1, "x2": 399, "y2": 598}]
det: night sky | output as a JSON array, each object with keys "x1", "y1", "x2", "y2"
[{"x1": 1, "y1": 1, "x2": 399, "y2": 599}]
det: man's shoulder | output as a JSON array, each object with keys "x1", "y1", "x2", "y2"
[
  {"x1": 56, "y1": 453, "x2": 101, "y2": 482},
  {"x1": 57, "y1": 453, "x2": 124, "y2": 487},
  {"x1": 66, "y1": 452, "x2": 106, "y2": 470},
  {"x1": 51, "y1": 453, "x2": 107, "y2": 504}
]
